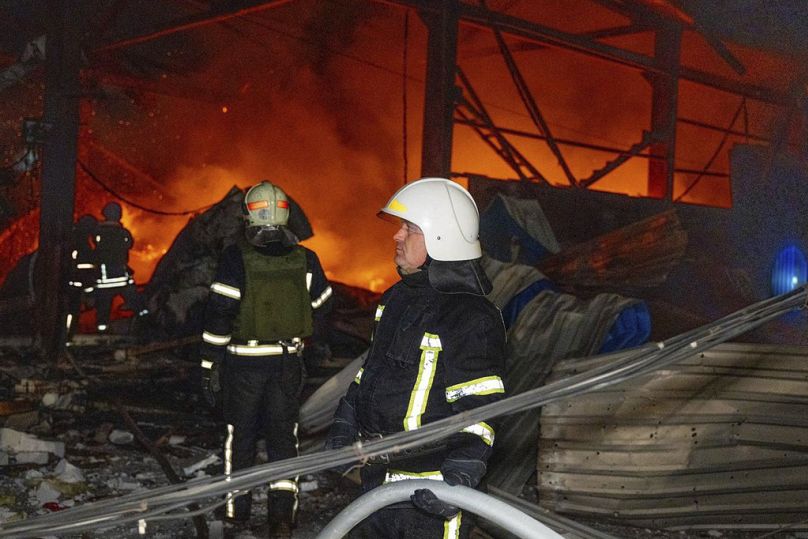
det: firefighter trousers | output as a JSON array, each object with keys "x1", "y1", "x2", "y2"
[{"x1": 222, "y1": 354, "x2": 302, "y2": 523}]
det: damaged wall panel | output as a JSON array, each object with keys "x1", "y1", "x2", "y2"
[{"x1": 538, "y1": 342, "x2": 808, "y2": 529}]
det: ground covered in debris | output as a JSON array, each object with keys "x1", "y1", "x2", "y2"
[{"x1": 0, "y1": 344, "x2": 804, "y2": 539}]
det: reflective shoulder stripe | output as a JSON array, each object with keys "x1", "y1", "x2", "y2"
[
  {"x1": 461, "y1": 421, "x2": 495, "y2": 446},
  {"x1": 374, "y1": 305, "x2": 385, "y2": 321},
  {"x1": 269, "y1": 479, "x2": 299, "y2": 493},
  {"x1": 211, "y1": 281, "x2": 241, "y2": 300},
  {"x1": 354, "y1": 367, "x2": 364, "y2": 385},
  {"x1": 383, "y1": 470, "x2": 443, "y2": 483},
  {"x1": 202, "y1": 331, "x2": 231, "y2": 346},
  {"x1": 445, "y1": 376, "x2": 505, "y2": 403},
  {"x1": 420, "y1": 333, "x2": 442, "y2": 351},
  {"x1": 306, "y1": 272, "x2": 313, "y2": 291},
  {"x1": 312, "y1": 285, "x2": 333, "y2": 309},
  {"x1": 403, "y1": 332, "x2": 441, "y2": 431},
  {"x1": 200, "y1": 359, "x2": 214, "y2": 369}
]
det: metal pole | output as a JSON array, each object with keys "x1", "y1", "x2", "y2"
[
  {"x1": 35, "y1": 0, "x2": 82, "y2": 361},
  {"x1": 647, "y1": 22, "x2": 682, "y2": 199},
  {"x1": 419, "y1": 0, "x2": 459, "y2": 178}
]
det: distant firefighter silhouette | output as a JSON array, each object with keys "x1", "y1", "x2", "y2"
[
  {"x1": 92, "y1": 201, "x2": 147, "y2": 332},
  {"x1": 65, "y1": 214, "x2": 99, "y2": 340}
]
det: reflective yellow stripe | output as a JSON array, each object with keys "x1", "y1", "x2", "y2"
[
  {"x1": 312, "y1": 286, "x2": 333, "y2": 309},
  {"x1": 211, "y1": 281, "x2": 241, "y2": 300},
  {"x1": 403, "y1": 333, "x2": 441, "y2": 431},
  {"x1": 461, "y1": 421, "x2": 495, "y2": 446},
  {"x1": 202, "y1": 331, "x2": 231, "y2": 345},
  {"x1": 374, "y1": 305, "x2": 385, "y2": 321},
  {"x1": 444, "y1": 511, "x2": 462, "y2": 538},
  {"x1": 354, "y1": 368, "x2": 364, "y2": 385},
  {"x1": 383, "y1": 469, "x2": 443, "y2": 483},
  {"x1": 445, "y1": 376, "x2": 504, "y2": 403},
  {"x1": 420, "y1": 334, "x2": 442, "y2": 349}
]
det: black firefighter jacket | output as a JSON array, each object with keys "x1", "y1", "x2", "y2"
[{"x1": 342, "y1": 269, "x2": 506, "y2": 488}]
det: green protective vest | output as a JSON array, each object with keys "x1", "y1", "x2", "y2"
[{"x1": 233, "y1": 240, "x2": 313, "y2": 341}]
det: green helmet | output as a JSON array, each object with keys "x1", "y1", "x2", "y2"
[{"x1": 243, "y1": 181, "x2": 290, "y2": 227}]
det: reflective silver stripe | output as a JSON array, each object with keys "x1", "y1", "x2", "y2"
[
  {"x1": 384, "y1": 470, "x2": 443, "y2": 483},
  {"x1": 445, "y1": 376, "x2": 505, "y2": 403},
  {"x1": 200, "y1": 360, "x2": 214, "y2": 369},
  {"x1": 225, "y1": 424, "x2": 235, "y2": 518},
  {"x1": 461, "y1": 421, "x2": 495, "y2": 446},
  {"x1": 269, "y1": 479, "x2": 299, "y2": 493},
  {"x1": 97, "y1": 324, "x2": 107, "y2": 331},
  {"x1": 96, "y1": 281, "x2": 129, "y2": 289},
  {"x1": 76, "y1": 263, "x2": 95, "y2": 269},
  {"x1": 312, "y1": 286, "x2": 333, "y2": 309},
  {"x1": 374, "y1": 305, "x2": 385, "y2": 321},
  {"x1": 65, "y1": 314, "x2": 73, "y2": 330},
  {"x1": 211, "y1": 281, "x2": 241, "y2": 300},
  {"x1": 203, "y1": 331, "x2": 231, "y2": 346},
  {"x1": 404, "y1": 333, "x2": 441, "y2": 431},
  {"x1": 354, "y1": 368, "x2": 364, "y2": 385},
  {"x1": 306, "y1": 272, "x2": 312, "y2": 291},
  {"x1": 99, "y1": 276, "x2": 129, "y2": 284},
  {"x1": 226, "y1": 343, "x2": 297, "y2": 356}
]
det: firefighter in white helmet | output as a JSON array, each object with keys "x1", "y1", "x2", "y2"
[
  {"x1": 326, "y1": 178, "x2": 506, "y2": 538},
  {"x1": 199, "y1": 180, "x2": 332, "y2": 537}
]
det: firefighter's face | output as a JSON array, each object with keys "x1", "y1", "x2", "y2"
[{"x1": 393, "y1": 220, "x2": 427, "y2": 274}]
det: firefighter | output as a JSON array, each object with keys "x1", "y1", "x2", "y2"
[
  {"x1": 65, "y1": 214, "x2": 98, "y2": 341},
  {"x1": 199, "y1": 180, "x2": 333, "y2": 537},
  {"x1": 93, "y1": 201, "x2": 147, "y2": 333},
  {"x1": 326, "y1": 178, "x2": 506, "y2": 538}
]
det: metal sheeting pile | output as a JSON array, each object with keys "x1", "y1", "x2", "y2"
[
  {"x1": 2, "y1": 286, "x2": 804, "y2": 538},
  {"x1": 540, "y1": 341, "x2": 808, "y2": 528},
  {"x1": 486, "y1": 288, "x2": 642, "y2": 493}
]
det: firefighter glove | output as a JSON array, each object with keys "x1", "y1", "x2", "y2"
[
  {"x1": 200, "y1": 362, "x2": 221, "y2": 408},
  {"x1": 441, "y1": 458, "x2": 486, "y2": 488},
  {"x1": 325, "y1": 398, "x2": 358, "y2": 451},
  {"x1": 411, "y1": 488, "x2": 459, "y2": 519}
]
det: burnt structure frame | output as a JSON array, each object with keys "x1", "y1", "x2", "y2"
[{"x1": 28, "y1": 0, "x2": 799, "y2": 357}]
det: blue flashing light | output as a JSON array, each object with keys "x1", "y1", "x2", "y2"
[{"x1": 771, "y1": 245, "x2": 808, "y2": 296}]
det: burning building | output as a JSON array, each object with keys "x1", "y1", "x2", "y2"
[{"x1": 0, "y1": 0, "x2": 807, "y2": 537}]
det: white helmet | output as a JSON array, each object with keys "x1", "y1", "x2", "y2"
[
  {"x1": 243, "y1": 181, "x2": 290, "y2": 227},
  {"x1": 379, "y1": 177, "x2": 482, "y2": 261}
]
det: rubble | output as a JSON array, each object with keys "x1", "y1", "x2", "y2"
[{"x1": 0, "y1": 427, "x2": 64, "y2": 461}]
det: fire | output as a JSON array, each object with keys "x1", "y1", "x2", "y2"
[{"x1": 1, "y1": 1, "x2": 801, "y2": 296}]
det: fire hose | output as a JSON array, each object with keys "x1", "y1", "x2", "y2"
[
  {"x1": 0, "y1": 286, "x2": 805, "y2": 537},
  {"x1": 315, "y1": 480, "x2": 564, "y2": 539}
]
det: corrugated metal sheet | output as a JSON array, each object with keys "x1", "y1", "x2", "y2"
[
  {"x1": 499, "y1": 194, "x2": 561, "y2": 254},
  {"x1": 539, "y1": 342, "x2": 808, "y2": 528},
  {"x1": 485, "y1": 258, "x2": 641, "y2": 493}
]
